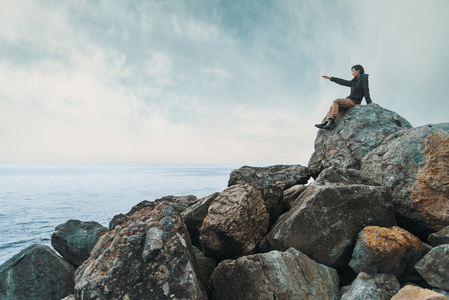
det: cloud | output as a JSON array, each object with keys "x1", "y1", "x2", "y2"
[{"x1": 1, "y1": 0, "x2": 448, "y2": 164}]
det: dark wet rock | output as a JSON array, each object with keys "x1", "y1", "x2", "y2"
[
  {"x1": 415, "y1": 244, "x2": 449, "y2": 291},
  {"x1": 282, "y1": 184, "x2": 307, "y2": 212},
  {"x1": 0, "y1": 244, "x2": 75, "y2": 300},
  {"x1": 51, "y1": 219, "x2": 108, "y2": 267},
  {"x1": 428, "y1": 225, "x2": 449, "y2": 246},
  {"x1": 181, "y1": 192, "x2": 220, "y2": 249}
]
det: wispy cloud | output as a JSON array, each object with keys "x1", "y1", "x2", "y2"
[{"x1": 1, "y1": 0, "x2": 448, "y2": 164}]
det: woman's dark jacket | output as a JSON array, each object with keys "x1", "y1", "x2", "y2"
[{"x1": 330, "y1": 74, "x2": 372, "y2": 104}]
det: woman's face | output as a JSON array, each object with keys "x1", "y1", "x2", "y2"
[{"x1": 352, "y1": 68, "x2": 361, "y2": 77}]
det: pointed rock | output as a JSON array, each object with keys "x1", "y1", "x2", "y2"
[
  {"x1": 200, "y1": 184, "x2": 269, "y2": 259},
  {"x1": 415, "y1": 244, "x2": 449, "y2": 290},
  {"x1": 51, "y1": 219, "x2": 108, "y2": 267},
  {"x1": 260, "y1": 167, "x2": 396, "y2": 268},
  {"x1": 309, "y1": 104, "x2": 411, "y2": 178}
]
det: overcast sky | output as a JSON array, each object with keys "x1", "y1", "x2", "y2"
[{"x1": 1, "y1": 0, "x2": 448, "y2": 165}]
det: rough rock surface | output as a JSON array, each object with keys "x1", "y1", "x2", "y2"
[
  {"x1": 209, "y1": 248, "x2": 340, "y2": 300},
  {"x1": 154, "y1": 194, "x2": 199, "y2": 212},
  {"x1": 181, "y1": 192, "x2": 220, "y2": 249},
  {"x1": 428, "y1": 225, "x2": 449, "y2": 246},
  {"x1": 200, "y1": 184, "x2": 269, "y2": 259},
  {"x1": 361, "y1": 123, "x2": 449, "y2": 237},
  {"x1": 51, "y1": 219, "x2": 108, "y2": 267},
  {"x1": 109, "y1": 195, "x2": 198, "y2": 230},
  {"x1": 341, "y1": 272, "x2": 400, "y2": 300},
  {"x1": 228, "y1": 164, "x2": 310, "y2": 190},
  {"x1": 415, "y1": 244, "x2": 449, "y2": 290},
  {"x1": 309, "y1": 103, "x2": 412, "y2": 178},
  {"x1": 391, "y1": 284, "x2": 447, "y2": 300},
  {"x1": 260, "y1": 167, "x2": 396, "y2": 268},
  {"x1": 0, "y1": 244, "x2": 75, "y2": 300},
  {"x1": 282, "y1": 184, "x2": 307, "y2": 212},
  {"x1": 349, "y1": 226, "x2": 430, "y2": 282},
  {"x1": 74, "y1": 202, "x2": 207, "y2": 300},
  {"x1": 192, "y1": 246, "x2": 216, "y2": 297}
]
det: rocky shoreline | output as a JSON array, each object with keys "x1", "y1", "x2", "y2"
[{"x1": 1, "y1": 104, "x2": 449, "y2": 299}]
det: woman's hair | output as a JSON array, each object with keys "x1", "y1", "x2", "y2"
[{"x1": 351, "y1": 64, "x2": 365, "y2": 80}]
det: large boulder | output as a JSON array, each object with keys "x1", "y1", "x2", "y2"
[
  {"x1": 361, "y1": 123, "x2": 449, "y2": 238},
  {"x1": 349, "y1": 226, "x2": 430, "y2": 281},
  {"x1": 181, "y1": 192, "x2": 220, "y2": 249},
  {"x1": 341, "y1": 272, "x2": 400, "y2": 300},
  {"x1": 309, "y1": 104, "x2": 411, "y2": 178},
  {"x1": 200, "y1": 184, "x2": 269, "y2": 259},
  {"x1": 228, "y1": 165, "x2": 310, "y2": 190},
  {"x1": 0, "y1": 244, "x2": 75, "y2": 300},
  {"x1": 51, "y1": 219, "x2": 108, "y2": 267},
  {"x1": 209, "y1": 248, "x2": 340, "y2": 300},
  {"x1": 391, "y1": 285, "x2": 447, "y2": 300},
  {"x1": 260, "y1": 167, "x2": 396, "y2": 268},
  {"x1": 74, "y1": 202, "x2": 207, "y2": 299},
  {"x1": 415, "y1": 244, "x2": 449, "y2": 291},
  {"x1": 228, "y1": 165, "x2": 310, "y2": 225}
]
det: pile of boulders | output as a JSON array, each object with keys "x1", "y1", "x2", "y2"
[{"x1": 1, "y1": 104, "x2": 449, "y2": 299}]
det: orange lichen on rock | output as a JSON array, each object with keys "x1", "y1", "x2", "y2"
[
  {"x1": 410, "y1": 132, "x2": 449, "y2": 230},
  {"x1": 362, "y1": 226, "x2": 426, "y2": 257}
]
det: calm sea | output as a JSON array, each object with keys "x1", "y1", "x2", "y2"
[{"x1": 0, "y1": 163, "x2": 240, "y2": 265}]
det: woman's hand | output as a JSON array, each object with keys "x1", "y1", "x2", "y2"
[{"x1": 322, "y1": 75, "x2": 331, "y2": 79}]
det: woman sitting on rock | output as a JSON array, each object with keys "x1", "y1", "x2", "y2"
[{"x1": 316, "y1": 64, "x2": 373, "y2": 129}]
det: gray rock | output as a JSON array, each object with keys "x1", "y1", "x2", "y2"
[
  {"x1": 109, "y1": 200, "x2": 156, "y2": 230},
  {"x1": 51, "y1": 219, "x2": 108, "y2": 267},
  {"x1": 361, "y1": 123, "x2": 449, "y2": 238},
  {"x1": 209, "y1": 248, "x2": 340, "y2": 300},
  {"x1": 415, "y1": 244, "x2": 449, "y2": 290},
  {"x1": 228, "y1": 165, "x2": 310, "y2": 225},
  {"x1": 429, "y1": 226, "x2": 449, "y2": 246},
  {"x1": 282, "y1": 184, "x2": 307, "y2": 212},
  {"x1": 192, "y1": 246, "x2": 216, "y2": 297},
  {"x1": 181, "y1": 192, "x2": 220, "y2": 249},
  {"x1": 260, "y1": 167, "x2": 396, "y2": 268},
  {"x1": 109, "y1": 195, "x2": 198, "y2": 230},
  {"x1": 155, "y1": 194, "x2": 199, "y2": 213},
  {"x1": 341, "y1": 272, "x2": 400, "y2": 300},
  {"x1": 349, "y1": 226, "x2": 430, "y2": 282},
  {"x1": 309, "y1": 103, "x2": 412, "y2": 178},
  {"x1": 228, "y1": 164, "x2": 310, "y2": 190},
  {"x1": 74, "y1": 202, "x2": 207, "y2": 299},
  {"x1": 0, "y1": 244, "x2": 75, "y2": 300},
  {"x1": 200, "y1": 184, "x2": 269, "y2": 260}
]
